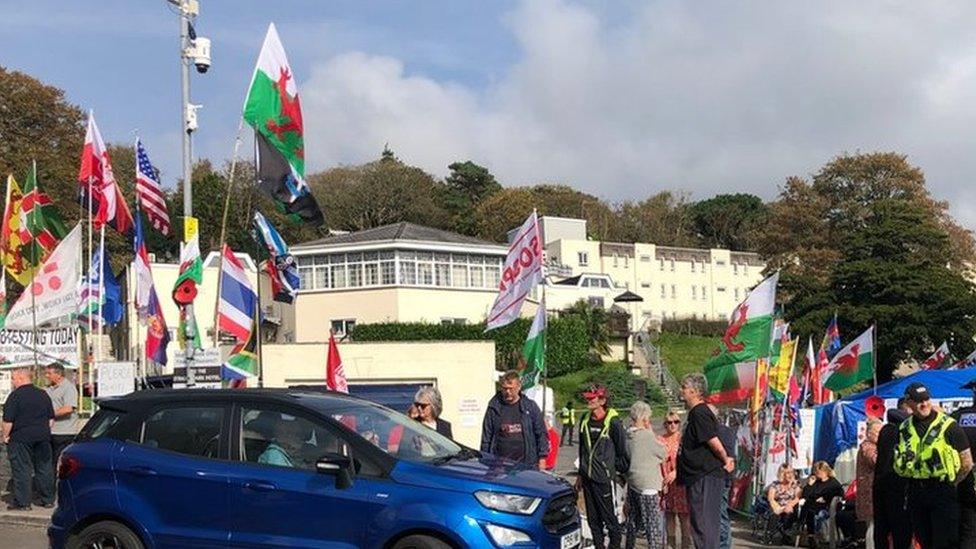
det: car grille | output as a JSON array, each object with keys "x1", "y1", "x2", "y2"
[{"x1": 542, "y1": 491, "x2": 579, "y2": 534}]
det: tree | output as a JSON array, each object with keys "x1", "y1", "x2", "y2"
[
  {"x1": 772, "y1": 153, "x2": 976, "y2": 381},
  {"x1": 563, "y1": 299, "x2": 611, "y2": 357},
  {"x1": 687, "y1": 193, "x2": 767, "y2": 250},
  {"x1": 0, "y1": 67, "x2": 85, "y2": 221},
  {"x1": 472, "y1": 184, "x2": 615, "y2": 243},
  {"x1": 607, "y1": 191, "x2": 697, "y2": 247},
  {"x1": 309, "y1": 152, "x2": 451, "y2": 233},
  {"x1": 442, "y1": 161, "x2": 501, "y2": 236}
]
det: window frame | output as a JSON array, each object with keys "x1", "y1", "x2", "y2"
[
  {"x1": 229, "y1": 401, "x2": 392, "y2": 479},
  {"x1": 135, "y1": 402, "x2": 232, "y2": 462}
]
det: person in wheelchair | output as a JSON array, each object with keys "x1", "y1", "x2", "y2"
[
  {"x1": 800, "y1": 461, "x2": 844, "y2": 544},
  {"x1": 766, "y1": 463, "x2": 802, "y2": 540}
]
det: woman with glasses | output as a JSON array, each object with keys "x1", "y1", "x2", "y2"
[
  {"x1": 412, "y1": 386, "x2": 453, "y2": 438},
  {"x1": 660, "y1": 410, "x2": 692, "y2": 549}
]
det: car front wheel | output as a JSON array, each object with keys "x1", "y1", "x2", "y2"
[
  {"x1": 67, "y1": 520, "x2": 144, "y2": 549},
  {"x1": 391, "y1": 534, "x2": 453, "y2": 549}
]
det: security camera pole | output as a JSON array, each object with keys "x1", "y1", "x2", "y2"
[{"x1": 178, "y1": 0, "x2": 198, "y2": 385}]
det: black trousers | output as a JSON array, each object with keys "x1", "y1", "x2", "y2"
[
  {"x1": 874, "y1": 484, "x2": 912, "y2": 549},
  {"x1": 8, "y1": 439, "x2": 54, "y2": 508},
  {"x1": 685, "y1": 474, "x2": 724, "y2": 549},
  {"x1": 960, "y1": 504, "x2": 976, "y2": 549},
  {"x1": 582, "y1": 478, "x2": 620, "y2": 549},
  {"x1": 50, "y1": 434, "x2": 74, "y2": 476},
  {"x1": 560, "y1": 423, "x2": 574, "y2": 445},
  {"x1": 908, "y1": 479, "x2": 958, "y2": 549}
]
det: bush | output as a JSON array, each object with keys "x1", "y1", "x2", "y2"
[
  {"x1": 661, "y1": 318, "x2": 729, "y2": 337},
  {"x1": 351, "y1": 316, "x2": 591, "y2": 374},
  {"x1": 549, "y1": 362, "x2": 666, "y2": 412}
]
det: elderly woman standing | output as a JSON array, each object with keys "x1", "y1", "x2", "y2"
[
  {"x1": 625, "y1": 401, "x2": 668, "y2": 549},
  {"x1": 856, "y1": 419, "x2": 881, "y2": 548},
  {"x1": 660, "y1": 410, "x2": 692, "y2": 549},
  {"x1": 413, "y1": 386, "x2": 453, "y2": 438}
]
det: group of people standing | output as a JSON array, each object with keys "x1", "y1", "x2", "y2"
[{"x1": 2, "y1": 364, "x2": 78, "y2": 511}]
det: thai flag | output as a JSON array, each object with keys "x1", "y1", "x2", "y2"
[{"x1": 218, "y1": 245, "x2": 256, "y2": 342}]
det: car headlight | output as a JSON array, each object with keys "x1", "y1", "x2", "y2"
[
  {"x1": 483, "y1": 523, "x2": 532, "y2": 546},
  {"x1": 474, "y1": 491, "x2": 542, "y2": 515}
]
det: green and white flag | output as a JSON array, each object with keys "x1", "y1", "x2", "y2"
[
  {"x1": 242, "y1": 23, "x2": 323, "y2": 226},
  {"x1": 823, "y1": 326, "x2": 874, "y2": 392},
  {"x1": 704, "y1": 272, "x2": 779, "y2": 403},
  {"x1": 521, "y1": 299, "x2": 546, "y2": 389}
]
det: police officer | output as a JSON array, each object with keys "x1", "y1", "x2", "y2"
[
  {"x1": 952, "y1": 379, "x2": 976, "y2": 548},
  {"x1": 559, "y1": 400, "x2": 576, "y2": 446},
  {"x1": 894, "y1": 382, "x2": 973, "y2": 549}
]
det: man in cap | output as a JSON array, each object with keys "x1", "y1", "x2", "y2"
[
  {"x1": 952, "y1": 378, "x2": 976, "y2": 548},
  {"x1": 578, "y1": 383, "x2": 629, "y2": 549},
  {"x1": 894, "y1": 381, "x2": 973, "y2": 548},
  {"x1": 873, "y1": 397, "x2": 913, "y2": 549}
]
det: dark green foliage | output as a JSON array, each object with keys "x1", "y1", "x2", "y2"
[
  {"x1": 351, "y1": 316, "x2": 590, "y2": 375},
  {"x1": 549, "y1": 362, "x2": 664, "y2": 411},
  {"x1": 562, "y1": 299, "x2": 611, "y2": 356},
  {"x1": 442, "y1": 161, "x2": 502, "y2": 236},
  {"x1": 688, "y1": 193, "x2": 768, "y2": 251}
]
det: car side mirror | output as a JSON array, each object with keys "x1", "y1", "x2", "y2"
[{"x1": 315, "y1": 453, "x2": 354, "y2": 489}]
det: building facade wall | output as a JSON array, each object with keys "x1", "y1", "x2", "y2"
[{"x1": 262, "y1": 341, "x2": 497, "y2": 448}]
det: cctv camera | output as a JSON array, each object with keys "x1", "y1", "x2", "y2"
[{"x1": 189, "y1": 37, "x2": 211, "y2": 74}]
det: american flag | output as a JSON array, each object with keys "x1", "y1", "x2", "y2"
[{"x1": 135, "y1": 138, "x2": 170, "y2": 235}]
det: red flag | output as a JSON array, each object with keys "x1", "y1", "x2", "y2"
[
  {"x1": 78, "y1": 113, "x2": 134, "y2": 234},
  {"x1": 326, "y1": 331, "x2": 348, "y2": 393}
]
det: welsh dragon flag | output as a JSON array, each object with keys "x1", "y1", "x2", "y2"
[
  {"x1": 243, "y1": 23, "x2": 323, "y2": 226},
  {"x1": 172, "y1": 233, "x2": 203, "y2": 350},
  {"x1": 823, "y1": 326, "x2": 874, "y2": 392},
  {"x1": 521, "y1": 299, "x2": 546, "y2": 390},
  {"x1": 705, "y1": 272, "x2": 779, "y2": 403}
]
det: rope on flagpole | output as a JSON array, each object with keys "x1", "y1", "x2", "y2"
[{"x1": 213, "y1": 119, "x2": 246, "y2": 349}]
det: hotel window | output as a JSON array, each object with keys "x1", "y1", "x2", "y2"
[
  {"x1": 733, "y1": 263, "x2": 739, "y2": 275},
  {"x1": 641, "y1": 255, "x2": 651, "y2": 262},
  {"x1": 691, "y1": 262, "x2": 696, "y2": 273},
  {"x1": 671, "y1": 284, "x2": 676, "y2": 298},
  {"x1": 330, "y1": 264, "x2": 347, "y2": 288},
  {"x1": 364, "y1": 262, "x2": 380, "y2": 286},
  {"x1": 692, "y1": 287, "x2": 697, "y2": 300},
  {"x1": 578, "y1": 252, "x2": 589, "y2": 266},
  {"x1": 743, "y1": 265, "x2": 749, "y2": 276},
  {"x1": 398, "y1": 251, "x2": 417, "y2": 285},
  {"x1": 717, "y1": 286, "x2": 726, "y2": 292},
  {"x1": 347, "y1": 262, "x2": 363, "y2": 287},
  {"x1": 716, "y1": 260, "x2": 726, "y2": 266},
  {"x1": 331, "y1": 319, "x2": 356, "y2": 337},
  {"x1": 469, "y1": 265, "x2": 484, "y2": 287},
  {"x1": 660, "y1": 284, "x2": 666, "y2": 298},
  {"x1": 623, "y1": 256, "x2": 629, "y2": 268},
  {"x1": 451, "y1": 263, "x2": 468, "y2": 287},
  {"x1": 641, "y1": 282, "x2": 651, "y2": 288},
  {"x1": 670, "y1": 259, "x2": 675, "y2": 272},
  {"x1": 434, "y1": 253, "x2": 451, "y2": 286},
  {"x1": 658, "y1": 259, "x2": 665, "y2": 271},
  {"x1": 735, "y1": 288, "x2": 740, "y2": 300},
  {"x1": 485, "y1": 259, "x2": 502, "y2": 288},
  {"x1": 298, "y1": 265, "x2": 313, "y2": 289},
  {"x1": 440, "y1": 318, "x2": 467, "y2": 326},
  {"x1": 612, "y1": 254, "x2": 618, "y2": 268},
  {"x1": 701, "y1": 285, "x2": 707, "y2": 301},
  {"x1": 418, "y1": 262, "x2": 433, "y2": 285}
]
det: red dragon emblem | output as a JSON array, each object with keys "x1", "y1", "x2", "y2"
[
  {"x1": 720, "y1": 304, "x2": 749, "y2": 353},
  {"x1": 265, "y1": 67, "x2": 304, "y2": 157},
  {"x1": 832, "y1": 344, "x2": 861, "y2": 375}
]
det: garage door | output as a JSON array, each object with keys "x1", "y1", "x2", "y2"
[{"x1": 348, "y1": 383, "x2": 430, "y2": 413}]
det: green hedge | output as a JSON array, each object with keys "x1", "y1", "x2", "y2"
[
  {"x1": 549, "y1": 362, "x2": 666, "y2": 412},
  {"x1": 661, "y1": 318, "x2": 729, "y2": 337},
  {"x1": 351, "y1": 316, "x2": 590, "y2": 375}
]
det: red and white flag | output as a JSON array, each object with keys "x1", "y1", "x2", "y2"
[
  {"x1": 78, "y1": 113, "x2": 134, "y2": 234},
  {"x1": 326, "y1": 331, "x2": 348, "y2": 393},
  {"x1": 922, "y1": 341, "x2": 951, "y2": 370},
  {"x1": 485, "y1": 211, "x2": 543, "y2": 331},
  {"x1": 135, "y1": 138, "x2": 170, "y2": 235}
]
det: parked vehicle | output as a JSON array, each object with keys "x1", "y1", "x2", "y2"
[{"x1": 49, "y1": 388, "x2": 581, "y2": 549}]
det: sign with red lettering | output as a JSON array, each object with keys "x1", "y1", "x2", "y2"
[{"x1": 486, "y1": 212, "x2": 543, "y2": 330}]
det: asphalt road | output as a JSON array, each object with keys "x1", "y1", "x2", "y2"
[{"x1": 0, "y1": 522, "x2": 47, "y2": 549}]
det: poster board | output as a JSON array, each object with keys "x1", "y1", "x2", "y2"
[
  {"x1": 0, "y1": 327, "x2": 79, "y2": 369},
  {"x1": 97, "y1": 362, "x2": 136, "y2": 398},
  {"x1": 173, "y1": 348, "x2": 222, "y2": 389}
]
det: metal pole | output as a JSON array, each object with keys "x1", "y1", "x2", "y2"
[{"x1": 179, "y1": 1, "x2": 197, "y2": 386}]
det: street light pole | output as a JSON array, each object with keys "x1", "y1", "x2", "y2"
[{"x1": 178, "y1": 0, "x2": 197, "y2": 386}]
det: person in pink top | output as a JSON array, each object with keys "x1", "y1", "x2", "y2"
[
  {"x1": 659, "y1": 410, "x2": 692, "y2": 549},
  {"x1": 856, "y1": 419, "x2": 881, "y2": 548}
]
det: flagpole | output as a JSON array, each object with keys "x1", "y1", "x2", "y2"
[
  {"x1": 254, "y1": 240, "x2": 264, "y2": 388},
  {"x1": 29, "y1": 161, "x2": 40, "y2": 371},
  {"x1": 85, "y1": 168, "x2": 94, "y2": 413},
  {"x1": 872, "y1": 324, "x2": 878, "y2": 396},
  {"x1": 213, "y1": 121, "x2": 246, "y2": 349},
  {"x1": 95, "y1": 225, "x2": 105, "y2": 393}
]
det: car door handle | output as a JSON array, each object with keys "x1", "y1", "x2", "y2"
[
  {"x1": 243, "y1": 481, "x2": 277, "y2": 492},
  {"x1": 124, "y1": 466, "x2": 158, "y2": 477}
]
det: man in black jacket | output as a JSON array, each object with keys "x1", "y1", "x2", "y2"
[
  {"x1": 873, "y1": 397, "x2": 913, "y2": 549},
  {"x1": 578, "y1": 384, "x2": 629, "y2": 549},
  {"x1": 480, "y1": 370, "x2": 548, "y2": 469}
]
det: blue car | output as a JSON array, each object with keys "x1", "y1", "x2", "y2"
[{"x1": 49, "y1": 389, "x2": 580, "y2": 549}]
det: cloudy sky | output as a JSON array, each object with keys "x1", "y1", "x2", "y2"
[{"x1": 6, "y1": 1, "x2": 976, "y2": 226}]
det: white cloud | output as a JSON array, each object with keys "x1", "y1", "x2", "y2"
[{"x1": 300, "y1": 0, "x2": 976, "y2": 227}]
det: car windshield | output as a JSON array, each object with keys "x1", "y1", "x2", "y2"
[{"x1": 319, "y1": 399, "x2": 463, "y2": 463}]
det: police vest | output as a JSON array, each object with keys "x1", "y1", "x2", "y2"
[
  {"x1": 893, "y1": 411, "x2": 961, "y2": 482},
  {"x1": 560, "y1": 407, "x2": 576, "y2": 425}
]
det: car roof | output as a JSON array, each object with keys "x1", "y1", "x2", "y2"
[{"x1": 97, "y1": 388, "x2": 372, "y2": 413}]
